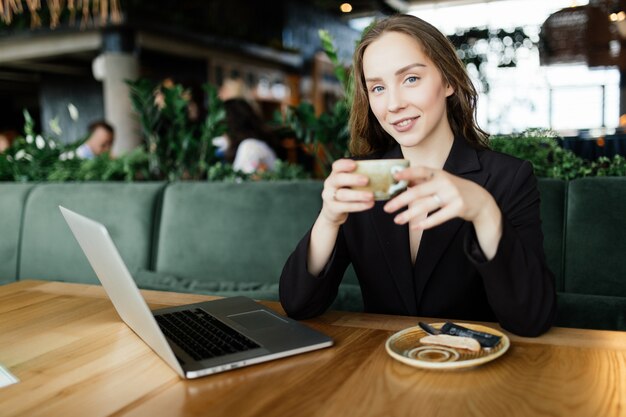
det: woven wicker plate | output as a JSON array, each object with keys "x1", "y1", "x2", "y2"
[{"x1": 385, "y1": 322, "x2": 510, "y2": 370}]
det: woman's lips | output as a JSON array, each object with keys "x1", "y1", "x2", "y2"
[{"x1": 391, "y1": 116, "x2": 419, "y2": 132}]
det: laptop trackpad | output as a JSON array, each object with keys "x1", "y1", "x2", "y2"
[{"x1": 227, "y1": 310, "x2": 288, "y2": 330}]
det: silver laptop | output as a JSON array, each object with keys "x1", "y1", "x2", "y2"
[{"x1": 59, "y1": 206, "x2": 333, "y2": 379}]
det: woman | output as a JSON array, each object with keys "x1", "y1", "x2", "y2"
[
  {"x1": 279, "y1": 15, "x2": 556, "y2": 336},
  {"x1": 213, "y1": 98, "x2": 278, "y2": 174}
]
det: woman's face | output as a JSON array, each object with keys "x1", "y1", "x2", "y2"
[{"x1": 362, "y1": 31, "x2": 454, "y2": 150}]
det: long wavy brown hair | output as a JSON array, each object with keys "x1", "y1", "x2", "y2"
[{"x1": 349, "y1": 14, "x2": 489, "y2": 157}]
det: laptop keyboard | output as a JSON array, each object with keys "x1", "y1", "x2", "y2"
[{"x1": 155, "y1": 309, "x2": 260, "y2": 361}]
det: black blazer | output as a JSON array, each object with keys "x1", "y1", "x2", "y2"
[{"x1": 279, "y1": 137, "x2": 557, "y2": 336}]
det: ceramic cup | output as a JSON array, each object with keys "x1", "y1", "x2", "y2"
[{"x1": 352, "y1": 159, "x2": 410, "y2": 201}]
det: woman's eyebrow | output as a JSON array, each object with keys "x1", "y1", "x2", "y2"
[
  {"x1": 364, "y1": 63, "x2": 426, "y2": 83},
  {"x1": 395, "y1": 63, "x2": 426, "y2": 75}
]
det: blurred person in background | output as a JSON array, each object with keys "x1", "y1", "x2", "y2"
[
  {"x1": 76, "y1": 121, "x2": 115, "y2": 159},
  {"x1": 213, "y1": 98, "x2": 278, "y2": 174},
  {"x1": 218, "y1": 77, "x2": 247, "y2": 101},
  {"x1": 218, "y1": 76, "x2": 263, "y2": 117}
]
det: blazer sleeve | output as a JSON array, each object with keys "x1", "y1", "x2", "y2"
[
  {"x1": 279, "y1": 226, "x2": 352, "y2": 319},
  {"x1": 465, "y1": 160, "x2": 557, "y2": 336}
]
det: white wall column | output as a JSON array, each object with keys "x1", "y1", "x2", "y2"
[{"x1": 92, "y1": 52, "x2": 140, "y2": 156}]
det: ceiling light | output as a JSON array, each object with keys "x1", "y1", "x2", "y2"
[{"x1": 340, "y1": 3, "x2": 353, "y2": 13}]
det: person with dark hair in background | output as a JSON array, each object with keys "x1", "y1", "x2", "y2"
[
  {"x1": 212, "y1": 98, "x2": 278, "y2": 174},
  {"x1": 279, "y1": 14, "x2": 556, "y2": 337},
  {"x1": 76, "y1": 120, "x2": 115, "y2": 159}
]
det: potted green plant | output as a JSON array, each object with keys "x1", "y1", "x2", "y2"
[
  {"x1": 490, "y1": 129, "x2": 626, "y2": 179},
  {"x1": 127, "y1": 78, "x2": 227, "y2": 181},
  {"x1": 277, "y1": 30, "x2": 353, "y2": 177}
]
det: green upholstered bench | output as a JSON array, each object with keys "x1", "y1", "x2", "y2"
[
  {"x1": 554, "y1": 178, "x2": 626, "y2": 330},
  {"x1": 537, "y1": 179, "x2": 566, "y2": 291},
  {"x1": 0, "y1": 183, "x2": 35, "y2": 285},
  {"x1": 1, "y1": 178, "x2": 624, "y2": 330},
  {"x1": 144, "y1": 181, "x2": 362, "y2": 311},
  {"x1": 17, "y1": 182, "x2": 166, "y2": 284}
]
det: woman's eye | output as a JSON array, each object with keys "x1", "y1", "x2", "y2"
[
  {"x1": 371, "y1": 85, "x2": 384, "y2": 93},
  {"x1": 405, "y1": 76, "x2": 419, "y2": 84}
]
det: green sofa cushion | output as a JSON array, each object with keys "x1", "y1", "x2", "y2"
[
  {"x1": 564, "y1": 178, "x2": 626, "y2": 297},
  {"x1": 134, "y1": 268, "x2": 281, "y2": 294},
  {"x1": 537, "y1": 179, "x2": 566, "y2": 291},
  {"x1": 155, "y1": 181, "x2": 328, "y2": 284},
  {"x1": 555, "y1": 292, "x2": 626, "y2": 331},
  {"x1": 19, "y1": 182, "x2": 165, "y2": 283},
  {"x1": 133, "y1": 268, "x2": 363, "y2": 312},
  {"x1": 156, "y1": 181, "x2": 359, "y2": 288},
  {"x1": 0, "y1": 183, "x2": 34, "y2": 283}
]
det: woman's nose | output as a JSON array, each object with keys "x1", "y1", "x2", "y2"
[{"x1": 386, "y1": 87, "x2": 406, "y2": 112}]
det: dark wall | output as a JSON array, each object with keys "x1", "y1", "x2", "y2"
[
  {"x1": 283, "y1": 0, "x2": 361, "y2": 63},
  {"x1": 0, "y1": 78, "x2": 40, "y2": 134},
  {"x1": 124, "y1": 0, "x2": 285, "y2": 48},
  {"x1": 39, "y1": 75, "x2": 104, "y2": 144}
]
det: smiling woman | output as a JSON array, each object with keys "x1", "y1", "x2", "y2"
[
  {"x1": 362, "y1": 32, "x2": 454, "y2": 154},
  {"x1": 279, "y1": 14, "x2": 557, "y2": 337}
]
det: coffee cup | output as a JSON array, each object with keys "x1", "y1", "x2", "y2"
[{"x1": 352, "y1": 159, "x2": 410, "y2": 201}]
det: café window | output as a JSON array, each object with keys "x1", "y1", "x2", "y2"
[
  {"x1": 477, "y1": 64, "x2": 620, "y2": 134},
  {"x1": 546, "y1": 65, "x2": 620, "y2": 133},
  {"x1": 550, "y1": 85, "x2": 608, "y2": 131}
]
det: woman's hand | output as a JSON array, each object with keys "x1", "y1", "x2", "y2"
[
  {"x1": 320, "y1": 159, "x2": 375, "y2": 226},
  {"x1": 307, "y1": 159, "x2": 375, "y2": 276},
  {"x1": 383, "y1": 166, "x2": 502, "y2": 259}
]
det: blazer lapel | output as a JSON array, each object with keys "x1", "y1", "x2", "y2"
[
  {"x1": 413, "y1": 138, "x2": 490, "y2": 307},
  {"x1": 368, "y1": 146, "x2": 417, "y2": 314}
]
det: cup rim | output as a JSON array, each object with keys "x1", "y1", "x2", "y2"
[{"x1": 354, "y1": 158, "x2": 409, "y2": 165}]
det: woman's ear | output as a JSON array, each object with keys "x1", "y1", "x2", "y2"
[{"x1": 445, "y1": 83, "x2": 454, "y2": 97}]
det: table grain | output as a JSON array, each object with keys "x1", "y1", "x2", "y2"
[{"x1": 1, "y1": 280, "x2": 624, "y2": 417}]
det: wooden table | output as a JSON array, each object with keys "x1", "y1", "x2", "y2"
[{"x1": 1, "y1": 280, "x2": 625, "y2": 417}]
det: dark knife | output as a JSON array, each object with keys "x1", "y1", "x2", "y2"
[
  {"x1": 418, "y1": 321, "x2": 441, "y2": 335},
  {"x1": 440, "y1": 322, "x2": 501, "y2": 348}
]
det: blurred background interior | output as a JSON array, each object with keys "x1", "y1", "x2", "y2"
[{"x1": 1, "y1": 0, "x2": 625, "y2": 165}]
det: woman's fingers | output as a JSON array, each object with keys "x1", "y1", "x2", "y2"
[
  {"x1": 320, "y1": 159, "x2": 375, "y2": 225},
  {"x1": 411, "y1": 203, "x2": 458, "y2": 230},
  {"x1": 331, "y1": 158, "x2": 357, "y2": 173},
  {"x1": 394, "y1": 166, "x2": 437, "y2": 183},
  {"x1": 382, "y1": 166, "x2": 467, "y2": 228},
  {"x1": 328, "y1": 172, "x2": 369, "y2": 189},
  {"x1": 325, "y1": 159, "x2": 369, "y2": 193},
  {"x1": 324, "y1": 159, "x2": 373, "y2": 203},
  {"x1": 332, "y1": 201, "x2": 376, "y2": 213},
  {"x1": 323, "y1": 172, "x2": 373, "y2": 203},
  {"x1": 392, "y1": 194, "x2": 445, "y2": 225},
  {"x1": 384, "y1": 186, "x2": 420, "y2": 213},
  {"x1": 322, "y1": 186, "x2": 373, "y2": 203},
  {"x1": 334, "y1": 187, "x2": 375, "y2": 202},
  {"x1": 383, "y1": 174, "x2": 444, "y2": 213},
  {"x1": 320, "y1": 192, "x2": 374, "y2": 225}
]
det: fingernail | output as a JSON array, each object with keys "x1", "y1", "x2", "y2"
[{"x1": 394, "y1": 214, "x2": 405, "y2": 224}]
